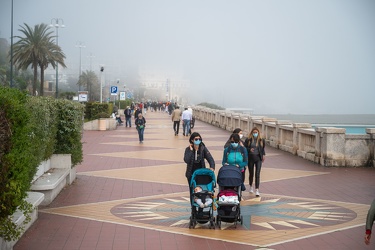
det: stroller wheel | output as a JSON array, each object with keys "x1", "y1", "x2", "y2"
[
  {"x1": 240, "y1": 215, "x2": 243, "y2": 225},
  {"x1": 216, "y1": 215, "x2": 221, "y2": 229},
  {"x1": 210, "y1": 220, "x2": 215, "y2": 229}
]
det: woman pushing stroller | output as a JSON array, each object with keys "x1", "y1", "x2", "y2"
[
  {"x1": 184, "y1": 132, "x2": 216, "y2": 229},
  {"x1": 184, "y1": 132, "x2": 215, "y2": 190}
]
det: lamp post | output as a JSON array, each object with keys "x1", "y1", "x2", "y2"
[
  {"x1": 50, "y1": 18, "x2": 64, "y2": 98},
  {"x1": 87, "y1": 53, "x2": 95, "y2": 71},
  {"x1": 75, "y1": 41, "x2": 85, "y2": 91},
  {"x1": 10, "y1": 0, "x2": 14, "y2": 87},
  {"x1": 100, "y1": 66, "x2": 104, "y2": 103}
]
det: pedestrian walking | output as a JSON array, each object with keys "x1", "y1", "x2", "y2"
[
  {"x1": 184, "y1": 132, "x2": 215, "y2": 198},
  {"x1": 171, "y1": 106, "x2": 182, "y2": 136},
  {"x1": 365, "y1": 199, "x2": 375, "y2": 245},
  {"x1": 224, "y1": 128, "x2": 245, "y2": 148},
  {"x1": 244, "y1": 127, "x2": 266, "y2": 197},
  {"x1": 182, "y1": 108, "x2": 192, "y2": 137},
  {"x1": 124, "y1": 106, "x2": 132, "y2": 127},
  {"x1": 135, "y1": 113, "x2": 146, "y2": 143},
  {"x1": 222, "y1": 133, "x2": 248, "y2": 191}
]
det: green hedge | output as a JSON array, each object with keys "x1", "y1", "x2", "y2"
[
  {"x1": 84, "y1": 102, "x2": 110, "y2": 120},
  {"x1": 0, "y1": 86, "x2": 84, "y2": 241}
]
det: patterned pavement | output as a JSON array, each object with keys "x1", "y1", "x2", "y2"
[{"x1": 15, "y1": 111, "x2": 375, "y2": 250}]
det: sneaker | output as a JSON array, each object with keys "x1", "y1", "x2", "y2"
[
  {"x1": 249, "y1": 186, "x2": 254, "y2": 193},
  {"x1": 255, "y1": 189, "x2": 260, "y2": 197}
]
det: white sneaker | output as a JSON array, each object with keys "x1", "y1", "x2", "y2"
[
  {"x1": 249, "y1": 186, "x2": 254, "y2": 193},
  {"x1": 255, "y1": 189, "x2": 260, "y2": 197}
]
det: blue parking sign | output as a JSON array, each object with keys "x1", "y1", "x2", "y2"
[{"x1": 110, "y1": 86, "x2": 118, "y2": 96}]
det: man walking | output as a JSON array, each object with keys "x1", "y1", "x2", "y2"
[
  {"x1": 182, "y1": 107, "x2": 192, "y2": 137},
  {"x1": 124, "y1": 106, "x2": 132, "y2": 127},
  {"x1": 171, "y1": 106, "x2": 182, "y2": 136}
]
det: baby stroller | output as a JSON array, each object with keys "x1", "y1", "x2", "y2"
[
  {"x1": 189, "y1": 168, "x2": 216, "y2": 229},
  {"x1": 216, "y1": 165, "x2": 243, "y2": 229}
]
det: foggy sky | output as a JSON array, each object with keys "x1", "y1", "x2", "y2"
[{"x1": 1, "y1": 0, "x2": 374, "y2": 114}]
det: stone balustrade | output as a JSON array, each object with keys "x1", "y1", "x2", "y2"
[{"x1": 193, "y1": 107, "x2": 375, "y2": 168}]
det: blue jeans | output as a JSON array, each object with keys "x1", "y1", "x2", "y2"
[
  {"x1": 137, "y1": 127, "x2": 145, "y2": 142},
  {"x1": 126, "y1": 117, "x2": 131, "y2": 127},
  {"x1": 183, "y1": 119, "x2": 190, "y2": 135}
]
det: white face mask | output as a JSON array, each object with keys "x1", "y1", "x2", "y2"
[{"x1": 239, "y1": 134, "x2": 243, "y2": 139}]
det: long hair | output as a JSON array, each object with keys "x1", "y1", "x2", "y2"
[{"x1": 248, "y1": 127, "x2": 263, "y2": 147}]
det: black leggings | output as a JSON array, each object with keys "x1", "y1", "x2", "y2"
[{"x1": 248, "y1": 156, "x2": 262, "y2": 189}]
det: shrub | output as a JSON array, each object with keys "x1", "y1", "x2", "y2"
[
  {"x1": 54, "y1": 99, "x2": 85, "y2": 166},
  {"x1": 0, "y1": 87, "x2": 37, "y2": 241},
  {"x1": 84, "y1": 102, "x2": 110, "y2": 121},
  {"x1": 0, "y1": 87, "x2": 85, "y2": 241}
]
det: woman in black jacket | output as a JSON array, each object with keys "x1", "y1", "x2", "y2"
[
  {"x1": 184, "y1": 132, "x2": 215, "y2": 190},
  {"x1": 244, "y1": 127, "x2": 266, "y2": 197}
]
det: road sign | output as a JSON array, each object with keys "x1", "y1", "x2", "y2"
[
  {"x1": 120, "y1": 91, "x2": 126, "y2": 100},
  {"x1": 78, "y1": 91, "x2": 88, "y2": 102},
  {"x1": 110, "y1": 86, "x2": 118, "y2": 96}
]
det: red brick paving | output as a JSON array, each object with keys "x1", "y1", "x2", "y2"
[{"x1": 14, "y1": 111, "x2": 375, "y2": 250}]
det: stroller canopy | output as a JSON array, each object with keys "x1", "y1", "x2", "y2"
[
  {"x1": 190, "y1": 168, "x2": 216, "y2": 191},
  {"x1": 217, "y1": 165, "x2": 243, "y2": 187}
]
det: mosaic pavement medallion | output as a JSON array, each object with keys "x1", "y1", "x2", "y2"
[{"x1": 42, "y1": 192, "x2": 368, "y2": 247}]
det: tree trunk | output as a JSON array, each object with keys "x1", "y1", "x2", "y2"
[
  {"x1": 40, "y1": 66, "x2": 45, "y2": 96},
  {"x1": 33, "y1": 62, "x2": 38, "y2": 96}
]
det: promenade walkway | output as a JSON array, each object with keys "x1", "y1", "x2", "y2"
[{"x1": 15, "y1": 111, "x2": 375, "y2": 250}]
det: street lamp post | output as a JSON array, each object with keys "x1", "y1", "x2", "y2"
[
  {"x1": 100, "y1": 66, "x2": 104, "y2": 103},
  {"x1": 50, "y1": 18, "x2": 64, "y2": 98},
  {"x1": 76, "y1": 41, "x2": 85, "y2": 91},
  {"x1": 10, "y1": 0, "x2": 14, "y2": 87},
  {"x1": 88, "y1": 53, "x2": 95, "y2": 71}
]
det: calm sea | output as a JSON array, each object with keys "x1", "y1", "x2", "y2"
[{"x1": 256, "y1": 114, "x2": 375, "y2": 134}]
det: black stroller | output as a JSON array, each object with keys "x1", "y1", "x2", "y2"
[
  {"x1": 216, "y1": 165, "x2": 243, "y2": 229},
  {"x1": 189, "y1": 168, "x2": 216, "y2": 229}
]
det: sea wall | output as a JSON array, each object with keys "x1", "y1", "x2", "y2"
[{"x1": 193, "y1": 107, "x2": 375, "y2": 168}]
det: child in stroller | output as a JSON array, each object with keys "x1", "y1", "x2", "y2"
[
  {"x1": 194, "y1": 186, "x2": 213, "y2": 208},
  {"x1": 216, "y1": 165, "x2": 243, "y2": 229},
  {"x1": 189, "y1": 168, "x2": 216, "y2": 229}
]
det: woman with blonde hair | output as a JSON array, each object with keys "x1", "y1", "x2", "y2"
[{"x1": 244, "y1": 127, "x2": 266, "y2": 197}]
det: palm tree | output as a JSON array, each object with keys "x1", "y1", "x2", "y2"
[
  {"x1": 38, "y1": 39, "x2": 66, "y2": 96},
  {"x1": 78, "y1": 70, "x2": 99, "y2": 101},
  {"x1": 12, "y1": 23, "x2": 66, "y2": 96}
]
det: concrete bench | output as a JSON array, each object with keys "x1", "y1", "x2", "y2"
[
  {"x1": 30, "y1": 154, "x2": 72, "y2": 206},
  {"x1": 0, "y1": 192, "x2": 44, "y2": 250},
  {"x1": 31, "y1": 168, "x2": 69, "y2": 205}
]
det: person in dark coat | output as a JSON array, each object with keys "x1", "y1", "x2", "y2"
[
  {"x1": 184, "y1": 132, "x2": 215, "y2": 191},
  {"x1": 244, "y1": 127, "x2": 266, "y2": 197}
]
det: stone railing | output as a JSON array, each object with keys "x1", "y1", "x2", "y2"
[{"x1": 193, "y1": 107, "x2": 375, "y2": 168}]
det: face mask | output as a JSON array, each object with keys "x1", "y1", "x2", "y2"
[
  {"x1": 239, "y1": 134, "x2": 243, "y2": 139},
  {"x1": 231, "y1": 142, "x2": 239, "y2": 148},
  {"x1": 193, "y1": 140, "x2": 201, "y2": 145},
  {"x1": 253, "y1": 133, "x2": 258, "y2": 138}
]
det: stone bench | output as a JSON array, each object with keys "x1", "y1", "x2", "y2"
[
  {"x1": 30, "y1": 154, "x2": 72, "y2": 206},
  {"x1": 0, "y1": 192, "x2": 44, "y2": 250}
]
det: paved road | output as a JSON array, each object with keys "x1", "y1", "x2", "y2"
[{"x1": 15, "y1": 111, "x2": 375, "y2": 250}]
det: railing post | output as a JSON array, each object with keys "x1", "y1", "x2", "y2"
[
  {"x1": 316, "y1": 127, "x2": 346, "y2": 167},
  {"x1": 366, "y1": 128, "x2": 375, "y2": 167}
]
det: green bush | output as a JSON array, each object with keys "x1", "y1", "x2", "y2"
[
  {"x1": 0, "y1": 86, "x2": 85, "y2": 241},
  {"x1": 26, "y1": 97, "x2": 58, "y2": 161},
  {"x1": 84, "y1": 102, "x2": 110, "y2": 121},
  {"x1": 54, "y1": 99, "x2": 85, "y2": 166},
  {"x1": 0, "y1": 87, "x2": 36, "y2": 241},
  {"x1": 197, "y1": 102, "x2": 225, "y2": 110}
]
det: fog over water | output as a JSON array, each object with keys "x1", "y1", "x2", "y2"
[{"x1": 1, "y1": 0, "x2": 374, "y2": 114}]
